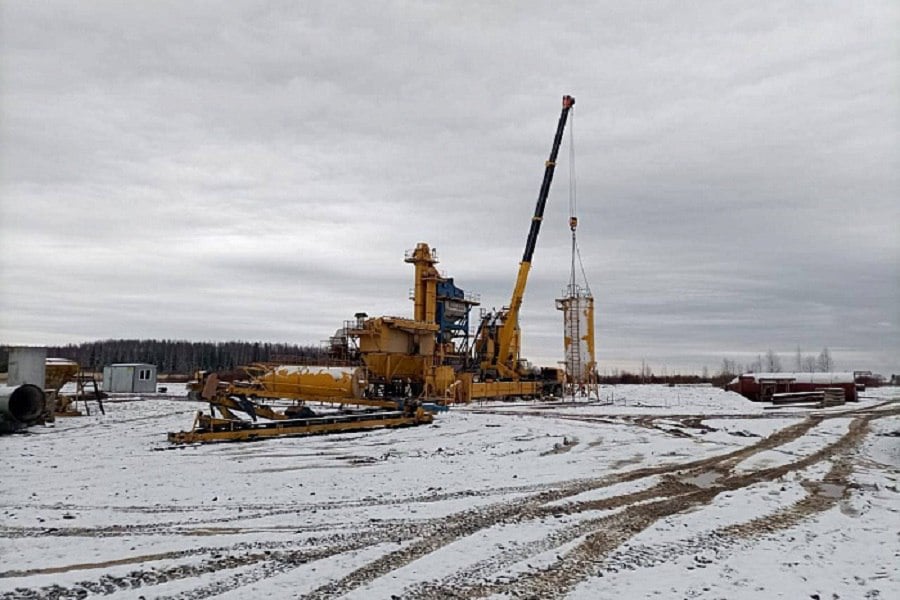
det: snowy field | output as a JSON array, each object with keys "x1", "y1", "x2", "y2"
[{"x1": 2, "y1": 385, "x2": 898, "y2": 599}]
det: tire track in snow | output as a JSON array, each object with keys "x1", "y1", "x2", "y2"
[
  {"x1": 409, "y1": 409, "x2": 892, "y2": 599},
  {"x1": 6, "y1": 405, "x2": 895, "y2": 600},
  {"x1": 299, "y1": 413, "x2": 838, "y2": 598}
]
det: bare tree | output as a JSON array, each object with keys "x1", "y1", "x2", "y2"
[
  {"x1": 802, "y1": 355, "x2": 817, "y2": 372},
  {"x1": 720, "y1": 358, "x2": 737, "y2": 377},
  {"x1": 817, "y1": 347, "x2": 834, "y2": 372},
  {"x1": 748, "y1": 354, "x2": 763, "y2": 373},
  {"x1": 640, "y1": 359, "x2": 652, "y2": 382},
  {"x1": 794, "y1": 346, "x2": 803, "y2": 371},
  {"x1": 764, "y1": 349, "x2": 782, "y2": 372}
]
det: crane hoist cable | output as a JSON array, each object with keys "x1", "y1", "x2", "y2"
[
  {"x1": 568, "y1": 105, "x2": 577, "y2": 234},
  {"x1": 565, "y1": 104, "x2": 592, "y2": 296}
]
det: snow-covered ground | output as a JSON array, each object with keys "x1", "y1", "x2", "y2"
[{"x1": 1, "y1": 385, "x2": 898, "y2": 599}]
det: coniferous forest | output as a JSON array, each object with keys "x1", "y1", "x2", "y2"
[{"x1": 0, "y1": 340, "x2": 326, "y2": 375}]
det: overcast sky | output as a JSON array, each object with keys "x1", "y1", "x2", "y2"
[{"x1": 1, "y1": 1, "x2": 897, "y2": 376}]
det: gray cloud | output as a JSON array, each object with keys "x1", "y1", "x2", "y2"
[{"x1": 1, "y1": 1, "x2": 897, "y2": 376}]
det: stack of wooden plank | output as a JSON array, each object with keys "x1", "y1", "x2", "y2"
[
  {"x1": 766, "y1": 388, "x2": 846, "y2": 409},
  {"x1": 821, "y1": 387, "x2": 846, "y2": 406},
  {"x1": 771, "y1": 391, "x2": 824, "y2": 404}
]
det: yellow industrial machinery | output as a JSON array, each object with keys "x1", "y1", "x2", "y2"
[
  {"x1": 556, "y1": 290, "x2": 598, "y2": 397},
  {"x1": 169, "y1": 367, "x2": 433, "y2": 444},
  {"x1": 45, "y1": 358, "x2": 106, "y2": 417},
  {"x1": 168, "y1": 407, "x2": 431, "y2": 444},
  {"x1": 169, "y1": 94, "x2": 575, "y2": 443},
  {"x1": 232, "y1": 365, "x2": 370, "y2": 403},
  {"x1": 188, "y1": 365, "x2": 382, "y2": 410},
  {"x1": 345, "y1": 95, "x2": 575, "y2": 403},
  {"x1": 346, "y1": 242, "x2": 475, "y2": 402}
]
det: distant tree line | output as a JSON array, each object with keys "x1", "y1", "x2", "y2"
[
  {"x1": 717, "y1": 347, "x2": 835, "y2": 380},
  {"x1": 599, "y1": 359, "x2": 722, "y2": 385},
  {"x1": 597, "y1": 371, "x2": 713, "y2": 386},
  {"x1": 0, "y1": 339, "x2": 326, "y2": 374},
  {"x1": 597, "y1": 347, "x2": 842, "y2": 387},
  {"x1": 0, "y1": 341, "x2": 847, "y2": 384}
]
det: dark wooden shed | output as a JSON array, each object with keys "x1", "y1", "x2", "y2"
[{"x1": 726, "y1": 372, "x2": 858, "y2": 402}]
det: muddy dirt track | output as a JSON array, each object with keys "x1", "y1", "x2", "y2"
[{"x1": 2, "y1": 398, "x2": 898, "y2": 599}]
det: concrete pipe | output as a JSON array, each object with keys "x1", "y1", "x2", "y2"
[{"x1": 0, "y1": 383, "x2": 46, "y2": 424}]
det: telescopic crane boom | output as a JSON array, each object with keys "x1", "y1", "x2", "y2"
[{"x1": 476, "y1": 94, "x2": 575, "y2": 379}]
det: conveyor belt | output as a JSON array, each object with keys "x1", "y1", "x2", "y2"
[{"x1": 168, "y1": 409, "x2": 433, "y2": 444}]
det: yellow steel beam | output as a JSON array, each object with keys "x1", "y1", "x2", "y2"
[{"x1": 168, "y1": 412, "x2": 432, "y2": 444}]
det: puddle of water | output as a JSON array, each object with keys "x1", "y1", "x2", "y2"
[
  {"x1": 682, "y1": 471, "x2": 721, "y2": 488},
  {"x1": 609, "y1": 453, "x2": 645, "y2": 468},
  {"x1": 815, "y1": 482, "x2": 845, "y2": 499}
]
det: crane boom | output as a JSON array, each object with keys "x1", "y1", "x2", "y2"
[
  {"x1": 478, "y1": 94, "x2": 575, "y2": 378},
  {"x1": 522, "y1": 95, "x2": 575, "y2": 263}
]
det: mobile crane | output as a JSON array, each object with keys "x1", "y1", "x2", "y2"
[
  {"x1": 337, "y1": 95, "x2": 575, "y2": 403},
  {"x1": 472, "y1": 95, "x2": 575, "y2": 388}
]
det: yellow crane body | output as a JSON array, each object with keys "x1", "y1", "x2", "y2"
[{"x1": 472, "y1": 95, "x2": 574, "y2": 390}]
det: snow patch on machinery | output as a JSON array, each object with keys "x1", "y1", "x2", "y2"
[{"x1": 272, "y1": 365, "x2": 353, "y2": 381}]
